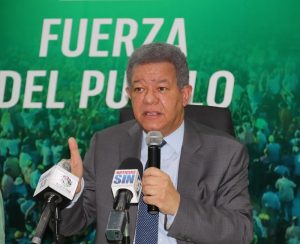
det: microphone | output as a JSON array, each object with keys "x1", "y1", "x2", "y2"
[
  {"x1": 31, "y1": 159, "x2": 79, "y2": 244},
  {"x1": 106, "y1": 157, "x2": 143, "y2": 242},
  {"x1": 146, "y1": 131, "x2": 163, "y2": 214}
]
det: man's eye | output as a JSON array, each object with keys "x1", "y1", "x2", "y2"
[
  {"x1": 158, "y1": 87, "x2": 168, "y2": 92},
  {"x1": 134, "y1": 87, "x2": 144, "y2": 93}
]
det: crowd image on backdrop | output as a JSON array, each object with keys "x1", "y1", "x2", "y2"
[{"x1": 0, "y1": 41, "x2": 300, "y2": 243}]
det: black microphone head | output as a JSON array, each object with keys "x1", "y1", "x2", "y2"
[{"x1": 118, "y1": 157, "x2": 143, "y2": 178}]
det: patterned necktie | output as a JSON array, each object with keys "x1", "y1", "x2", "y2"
[{"x1": 135, "y1": 140, "x2": 166, "y2": 244}]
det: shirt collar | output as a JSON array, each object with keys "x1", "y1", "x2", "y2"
[{"x1": 142, "y1": 121, "x2": 185, "y2": 155}]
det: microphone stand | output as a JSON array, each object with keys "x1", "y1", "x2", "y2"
[
  {"x1": 106, "y1": 190, "x2": 132, "y2": 244},
  {"x1": 31, "y1": 193, "x2": 61, "y2": 244},
  {"x1": 53, "y1": 205, "x2": 62, "y2": 243},
  {"x1": 122, "y1": 210, "x2": 130, "y2": 244}
]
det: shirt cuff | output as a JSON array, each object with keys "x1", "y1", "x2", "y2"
[
  {"x1": 164, "y1": 213, "x2": 176, "y2": 230},
  {"x1": 66, "y1": 178, "x2": 84, "y2": 208}
]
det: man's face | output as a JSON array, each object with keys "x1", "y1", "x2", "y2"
[{"x1": 126, "y1": 62, "x2": 192, "y2": 136}]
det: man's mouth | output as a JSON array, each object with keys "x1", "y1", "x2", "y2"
[{"x1": 143, "y1": 111, "x2": 162, "y2": 117}]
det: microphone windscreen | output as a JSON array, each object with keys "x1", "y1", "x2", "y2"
[
  {"x1": 118, "y1": 157, "x2": 143, "y2": 178},
  {"x1": 146, "y1": 131, "x2": 163, "y2": 146}
]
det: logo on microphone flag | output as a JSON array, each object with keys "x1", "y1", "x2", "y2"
[
  {"x1": 61, "y1": 175, "x2": 72, "y2": 187},
  {"x1": 111, "y1": 169, "x2": 142, "y2": 204}
]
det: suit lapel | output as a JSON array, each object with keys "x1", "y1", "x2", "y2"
[
  {"x1": 177, "y1": 119, "x2": 203, "y2": 194},
  {"x1": 119, "y1": 122, "x2": 143, "y2": 161}
]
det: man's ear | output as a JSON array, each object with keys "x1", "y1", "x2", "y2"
[
  {"x1": 126, "y1": 87, "x2": 131, "y2": 99},
  {"x1": 181, "y1": 85, "x2": 192, "y2": 106}
]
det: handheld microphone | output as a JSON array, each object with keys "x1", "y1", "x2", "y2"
[
  {"x1": 31, "y1": 159, "x2": 79, "y2": 244},
  {"x1": 146, "y1": 131, "x2": 163, "y2": 214},
  {"x1": 106, "y1": 157, "x2": 143, "y2": 241}
]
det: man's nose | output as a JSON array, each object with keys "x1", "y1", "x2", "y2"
[{"x1": 143, "y1": 89, "x2": 159, "y2": 104}]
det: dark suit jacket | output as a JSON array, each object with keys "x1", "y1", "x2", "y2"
[{"x1": 59, "y1": 119, "x2": 253, "y2": 243}]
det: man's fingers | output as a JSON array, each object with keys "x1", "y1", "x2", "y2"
[
  {"x1": 68, "y1": 137, "x2": 80, "y2": 161},
  {"x1": 143, "y1": 168, "x2": 170, "y2": 186},
  {"x1": 143, "y1": 167, "x2": 163, "y2": 177},
  {"x1": 68, "y1": 137, "x2": 83, "y2": 193},
  {"x1": 68, "y1": 137, "x2": 83, "y2": 178}
]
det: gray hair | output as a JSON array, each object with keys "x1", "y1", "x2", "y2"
[{"x1": 126, "y1": 42, "x2": 189, "y2": 88}]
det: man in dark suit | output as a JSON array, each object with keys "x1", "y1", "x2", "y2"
[{"x1": 60, "y1": 43, "x2": 253, "y2": 243}]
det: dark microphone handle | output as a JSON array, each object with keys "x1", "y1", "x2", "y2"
[
  {"x1": 147, "y1": 145, "x2": 160, "y2": 214},
  {"x1": 147, "y1": 146, "x2": 160, "y2": 168},
  {"x1": 31, "y1": 193, "x2": 61, "y2": 244}
]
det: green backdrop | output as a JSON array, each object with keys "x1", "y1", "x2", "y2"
[{"x1": 1, "y1": 0, "x2": 300, "y2": 243}]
